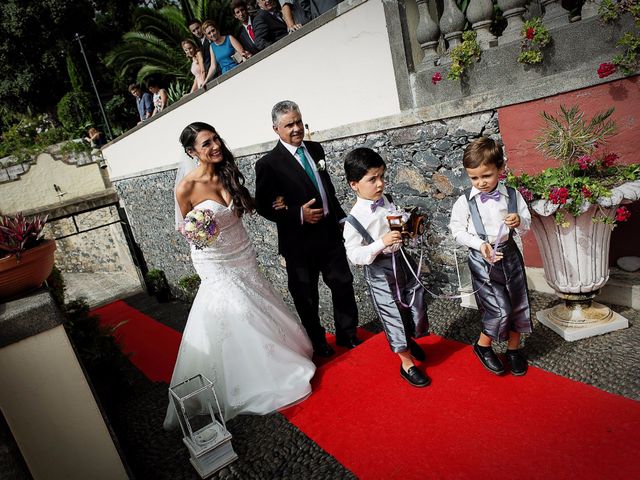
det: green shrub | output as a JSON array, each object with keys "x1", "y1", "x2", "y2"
[
  {"x1": 177, "y1": 273, "x2": 201, "y2": 303},
  {"x1": 104, "y1": 94, "x2": 135, "y2": 137},
  {"x1": 46, "y1": 265, "x2": 66, "y2": 306},
  {"x1": 57, "y1": 90, "x2": 93, "y2": 134}
]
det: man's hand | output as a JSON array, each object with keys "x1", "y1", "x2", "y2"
[
  {"x1": 273, "y1": 195, "x2": 287, "y2": 211},
  {"x1": 302, "y1": 199, "x2": 323, "y2": 224},
  {"x1": 480, "y1": 242, "x2": 503, "y2": 264},
  {"x1": 382, "y1": 231, "x2": 402, "y2": 247},
  {"x1": 504, "y1": 213, "x2": 521, "y2": 229}
]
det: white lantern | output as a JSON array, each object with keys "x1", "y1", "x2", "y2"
[{"x1": 168, "y1": 374, "x2": 238, "y2": 478}]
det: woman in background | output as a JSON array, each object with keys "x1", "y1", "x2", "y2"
[{"x1": 182, "y1": 39, "x2": 207, "y2": 93}]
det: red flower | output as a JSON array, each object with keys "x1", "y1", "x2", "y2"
[
  {"x1": 581, "y1": 186, "x2": 592, "y2": 199},
  {"x1": 577, "y1": 155, "x2": 593, "y2": 170},
  {"x1": 549, "y1": 187, "x2": 569, "y2": 205},
  {"x1": 431, "y1": 72, "x2": 443, "y2": 85},
  {"x1": 616, "y1": 206, "x2": 631, "y2": 222},
  {"x1": 597, "y1": 62, "x2": 616, "y2": 78},
  {"x1": 602, "y1": 153, "x2": 619, "y2": 167},
  {"x1": 525, "y1": 28, "x2": 535, "y2": 40},
  {"x1": 518, "y1": 187, "x2": 534, "y2": 202}
]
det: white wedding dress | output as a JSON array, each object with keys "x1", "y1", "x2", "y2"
[{"x1": 163, "y1": 199, "x2": 315, "y2": 429}]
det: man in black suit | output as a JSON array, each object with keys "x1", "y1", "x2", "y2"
[
  {"x1": 255, "y1": 101, "x2": 361, "y2": 357},
  {"x1": 188, "y1": 19, "x2": 212, "y2": 74},
  {"x1": 252, "y1": 0, "x2": 288, "y2": 51},
  {"x1": 232, "y1": 0, "x2": 260, "y2": 54}
]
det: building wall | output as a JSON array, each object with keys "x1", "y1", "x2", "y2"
[
  {"x1": 0, "y1": 153, "x2": 106, "y2": 214},
  {"x1": 498, "y1": 77, "x2": 640, "y2": 267}
]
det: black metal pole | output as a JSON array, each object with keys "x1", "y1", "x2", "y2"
[{"x1": 74, "y1": 33, "x2": 114, "y2": 140}]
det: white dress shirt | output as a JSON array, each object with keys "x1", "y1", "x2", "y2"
[
  {"x1": 343, "y1": 195, "x2": 402, "y2": 266},
  {"x1": 280, "y1": 140, "x2": 329, "y2": 222},
  {"x1": 449, "y1": 183, "x2": 531, "y2": 251}
]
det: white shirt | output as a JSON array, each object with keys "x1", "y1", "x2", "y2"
[
  {"x1": 280, "y1": 140, "x2": 329, "y2": 221},
  {"x1": 343, "y1": 195, "x2": 402, "y2": 266},
  {"x1": 449, "y1": 183, "x2": 531, "y2": 251}
]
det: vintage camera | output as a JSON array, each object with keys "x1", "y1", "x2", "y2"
[{"x1": 386, "y1": 206, "x2": 426, "y2": 240}]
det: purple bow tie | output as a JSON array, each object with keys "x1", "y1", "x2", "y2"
[
  {"x1": 479, "y1": 190, "x2": 501, "y2": 203},
  {"x1": 370, "y1": 198, "x2": 385, "y2": 212}
]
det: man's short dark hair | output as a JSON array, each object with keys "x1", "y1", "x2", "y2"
[
  {"x1": 462, "y1": 137, "x2": 504, "y2": 170},
  {"x1": 128, "y1": 83, "x2": 141, "y2": 92},
  {"x1": 187, "y1": 19, "x2": 201, "y2": 27},
  {"x1": 344, "y1": 147, "x2": 386, "y2": 183},
  {"x1": 232, "y1": 0, "x2": 248, "y2": 9}
]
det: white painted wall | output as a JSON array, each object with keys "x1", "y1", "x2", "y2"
[
  {"x1": 103, "y1": 0, "x2": 400, "y2": 180},
  {"x1": 0, "y1": 325, "x2": 128, "y2": 480}
]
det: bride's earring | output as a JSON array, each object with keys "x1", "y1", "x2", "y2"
[{"x1": 195, "y1": 157, "x2": 200, "y2": 167}]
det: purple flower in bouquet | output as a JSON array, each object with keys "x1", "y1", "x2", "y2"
[{"x1": 181, "y1": 209, "x2": 219, "y2": 249}]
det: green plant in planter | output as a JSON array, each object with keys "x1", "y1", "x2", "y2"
[
  {"x1": 447, "y1": 31, "x2": 481, "y2": 81},
  {"x1": 598, "y1": 0, "x2": 640, "y2": 76},
  {"x1": 177, "y1": 273, "x2": 201, "y2": 303},
  {"x1": 0, "y1": 213, "x2": 48, "y2": 260},
  {"x1": 59, "y1": 139, "x2": 93, "y2": 159},
  {"x1": 46, "y1": 265, "x2": 66, "y2": 306},
  {"x1": 517, "y1": 18, "x2": 551, "y2": 65},
  {"x1": 145, "y1": 268, "x2": 171, "y2": 301},
  {"x1": 506, "y1": 105, "x2": 639, "y2": 225}
]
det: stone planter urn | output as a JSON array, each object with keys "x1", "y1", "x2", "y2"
[
  {"x1": 0, "y1": 239, "x2": 56, "y2": 300},
  {"x1": 530, "y1": 180, "x2": 640, "y2": 340}
]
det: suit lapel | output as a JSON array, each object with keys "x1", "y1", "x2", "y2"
[{"x1": 275, "y1": 142, "x2": 319, "y2": 194}]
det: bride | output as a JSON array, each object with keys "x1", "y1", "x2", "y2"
[{"x1": 163, "y1": 122, "x2": 315, "y2": 429}]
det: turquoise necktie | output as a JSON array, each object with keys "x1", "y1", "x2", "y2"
[{"x1": 297, "y1": 146, "x2": 319, "y2": 191}]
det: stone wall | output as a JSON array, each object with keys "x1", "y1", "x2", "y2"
[{"x1": 113, "y1": 110, "x2": 498, "y2": 325}]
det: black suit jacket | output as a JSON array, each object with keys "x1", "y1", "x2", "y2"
[
  {"x1": 252, "y1": 9, "x2": 288, "y2": 51},
  {"x1": 199, "y1": 37, "x2": 212, "y2": 74},
  {"x1": 255, "y1": 141, "x2": 347, "y2": 263},
  {"x1": 238, "y1": 19, "x2": 260, "y2": 54}
]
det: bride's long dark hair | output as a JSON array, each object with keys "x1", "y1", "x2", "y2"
[{"x1": 180, "y1": 122, "x2": 254, "y2": 217}]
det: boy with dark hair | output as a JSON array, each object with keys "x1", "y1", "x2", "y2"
[
  {"x1": 449, "y1": 137, "x2": 533, "y2": 376},
  {"x1": 343, "y1": 147, "x2": 430, "y2": 387}
]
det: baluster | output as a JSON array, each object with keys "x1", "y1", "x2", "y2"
[
  {"x1": 581, "y1": 0, "x2": 602, "y2": 20},
  {"x1": 439, "y1": 0, "x2": 466, "y2": 64},
  {"x1": 497, "y1": 0, "x2": 529, "y2": 45},
  {"x1": 467, "y1": 0, "x2": 497, "y2": 49},
  {"x1": 540, "y1": 0, "x2": 570, "y2": 28},
  {"x1": 416, "y1": 0, "x2": 441, "y2": 66}
]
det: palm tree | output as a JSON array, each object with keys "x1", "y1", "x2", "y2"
[{"x1": 106, "y1": 0, "x2": 236, "y2": 84}]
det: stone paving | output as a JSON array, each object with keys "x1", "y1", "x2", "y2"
[
  {"x1": 105, "y1": 290, "x2": 639, "y2": 479},
  {"x1": 64, "y1": 271, "x2": 143, "y2": 308}
]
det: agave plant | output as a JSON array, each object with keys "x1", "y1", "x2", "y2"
[
  {"x1": 0, "y1": 213, "x2": 49, "y2": 259},
  {"x1": 106, "y1": 0, "x2": 237, "y2": 84}
]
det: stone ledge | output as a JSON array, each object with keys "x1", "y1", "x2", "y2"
[{"x1": 0, "y1": 288, "x2": 63, "y2": 348}]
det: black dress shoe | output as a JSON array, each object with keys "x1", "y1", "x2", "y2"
[
  {"x1": 505, "y1": 349, "x2": 528, "y2": 376},
  {"x1": 400, "y1": 365, "x2": 431, "y2": 387},
  {"x1": 408, "y1": 339, "x2": 426, "y2": 362},
  {"x1": 335, "y1": 335, "x2": 363, "y2": 349},
  {"x1": 473, "y1": 343, "x2": 505, "y2": 375},
  {"x1": 313, "y1": 342, "x2": 335, "y2": 358}
]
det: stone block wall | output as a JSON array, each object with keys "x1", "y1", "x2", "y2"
[{"x1": 113, "y1": 110, "x2": 499, "y2": 326}]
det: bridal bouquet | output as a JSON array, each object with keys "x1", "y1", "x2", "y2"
[{"x1": 181, "y1": 209, "x2": 219, "y2": 249}]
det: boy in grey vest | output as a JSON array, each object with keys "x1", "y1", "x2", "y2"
[
  {"x1": 449, "y1": 137, "x2": 532, "y2": 376},
  {"x1": 343, "y1": 148, "x2": 430, "y2": 387}
]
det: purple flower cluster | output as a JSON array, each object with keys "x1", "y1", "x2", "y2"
[{"x1": 181, "y1": 208, "x2": 219, "y2": 249}]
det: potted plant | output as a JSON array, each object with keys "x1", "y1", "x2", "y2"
[
  {"x1": 507, "y1": 105, "x2": 640, "y2": 340},
  {"x1": 0, "y1": 213, "x2": 56, "y2": 300},
  {"x1": 145, "y1": 268, "x2": 171, "y2": 302},
  {"x1": 177, "y1": 273, "x2": 201, "y2": 304}
]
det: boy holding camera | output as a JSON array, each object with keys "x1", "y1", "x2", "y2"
[
  {"x1": 343, "y1": 147, "x2": 431, "y2": 387},
  {"x1": 449, "y1": 137, "x2": 532, "y2": 376}
]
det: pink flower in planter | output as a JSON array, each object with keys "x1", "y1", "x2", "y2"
[
  {"x1": 549, "y1": 187, "x2": 569, "y2": 205},
  {"x1": 597, "y1": 62, "x2": 616, "y2": 78},
  {"x1": 518, "y1": 187, "x2": 534, "y2": 202},
  {"x1": 431, "y1": 72, "x2": 443, "y2": 85},
  {"x1": 577, "y1": 155, "x2": 593, "y2": 170},
  {"x1": 602, "y1": 153, "x2": 619, "y2": 167},
  {"x1": 616, "y1": 206, "x2": 631, "y2": 222}
]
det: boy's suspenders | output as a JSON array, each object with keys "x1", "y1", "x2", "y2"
[
  {"x1": 344, "y1": 194, "x2": 394, "y2": 245},
  {"x1": 464, "y1": 187, "x2": 517, "y2": 241}
]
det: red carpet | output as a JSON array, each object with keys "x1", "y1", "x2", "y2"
[
  {"x1": 282, "y1": 333, "x2": 640, "y2": 479},
  {"x1": 92, "y1": 300, "x2": 182, "y2": 383}
]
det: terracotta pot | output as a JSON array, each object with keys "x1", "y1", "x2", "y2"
[{"x1": 0, "y1": 240, "x2": 56, "y2": 300}]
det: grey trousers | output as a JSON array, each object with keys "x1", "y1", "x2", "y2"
[
  {"x1": 364, "y1": 251, "x2": 429, "y2": 353},
  {"x1": 468, "y1": 238, "x2": 532, "y2": 341}
]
